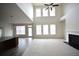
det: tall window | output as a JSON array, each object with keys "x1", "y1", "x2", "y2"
[
  {"x1": 16, "y1": 26, "x2": 25, "y2": 35},
  {"x1": 36, "y1": 25, "x2": 42, "y2": 35},
  {"x1": 36, "y1": 8, "x2": 41, "y2": 17},
  {"x1": 43, "y1": 8, "x2": 48, "y2": 16},
  {"x1": 43, "y1": 25, "x2": 49, "y2": 35},
  {"x1": 50, "y1": 24, "x2": 56, "y2": 35},
  {"x1": 49, "y1": 7, "x2": 55, "y2": 16}
]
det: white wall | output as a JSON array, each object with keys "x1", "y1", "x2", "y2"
[
  {"x1": 17, "y1": 3, "x2": 33, "y2": 21},
  {"x1": 0, "y1": 3, "x2": 32, "y2": 37},
  {"x1": 63, "y1": 3, "x2": 79, "y2": 42},
  {"x1": 33, "y1": 5, "x2": 64, "y2": 39}
]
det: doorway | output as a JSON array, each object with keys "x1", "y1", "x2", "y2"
[{"x1": 27, "y1": 25, "x2": 32, "y2": 37}]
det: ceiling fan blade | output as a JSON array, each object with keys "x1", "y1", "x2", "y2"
[
  {"x1": 53, "y1": 4, "x2": 59, "y2": 6},
  {"x1": 46, "y1": 7, "x2": 49, "y2": 10},
  {"x1": 50, "y1": 3, "x2": 54, "y2": 5},
  {"x1": 44, "y1": 4, "x2": 49, "y2": 6}
]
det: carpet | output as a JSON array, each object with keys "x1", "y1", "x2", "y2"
[{"x1": 23, "y1": 39, "x2": 79, "y2": 56}]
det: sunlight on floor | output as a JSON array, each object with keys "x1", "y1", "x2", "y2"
[{"x1": 18, "y1": 38, "x2": 33, "y2": 48}]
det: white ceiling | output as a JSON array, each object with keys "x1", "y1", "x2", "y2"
[
  {"x1": 32, "y1": 3, "x2": 62, "y2": 7},
  {"x1": 32, "y1": 3, "x2": 45, "y2": 6}
]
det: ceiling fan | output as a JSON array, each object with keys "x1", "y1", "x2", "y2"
[{"x1": 44, "y1": 3, "x2": 59, "y2": 10}]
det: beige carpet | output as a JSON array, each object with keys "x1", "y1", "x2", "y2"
[{"x1": 23, "y1": 39, "x2": 79, "y2": 56}]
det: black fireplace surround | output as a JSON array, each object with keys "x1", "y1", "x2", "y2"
[{"x1": 69, "y1": 34, "x2": 79, "y2": 50}]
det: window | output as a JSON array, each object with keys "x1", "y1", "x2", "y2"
[
  {"x1": 16, "y1": 26, "x2": 25, "y2": 35},
  {"x1": 35, "y1": 7, "x2": 55, "y2": 17},
  {"x1": 43, "y1": 25, "x2": 49, "y2": 35},
  {"x1": 36, "y1": 24, "x2": 56, "y2": 35},
  {"x1": 36, "y1": 25, "x2": 42, "y2": 35},
  {"x1": 50, "y1": 24, "x2": 56, "y2": 35},
  {"x1": 49, "y1": 7, "x2": 55, "y2": 16},
  {"x1": 43, "y1": 8, "x2": 48, "y2": 16},
  {"x1": 36, "y1": 8, "x2": 41, "y2": 17}
]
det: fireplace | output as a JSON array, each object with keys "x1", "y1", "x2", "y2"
[{"x1": 69, "y1": 34, "x2": 79, "y2": 50}]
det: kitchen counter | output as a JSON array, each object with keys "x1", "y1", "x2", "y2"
[{"x1": 0, "y1": 36, "x2": 18, "y2": 50}]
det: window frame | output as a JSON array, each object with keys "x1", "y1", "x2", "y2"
[
  {"x1": 43, "y1": 25, "x2": 49, "y2": 35},
  {"x1": 42, "y1": 8, "x2": 48, "y2": 17},
  {"x1": 49, "y1": 7, "x2": 56, "y2": 16},
  {"x1": 50, "y1": 24, "x2": 56, "y2": 35},
  {"x1": 36, "y1": 25, "x2": 42, "y2": 35}
]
